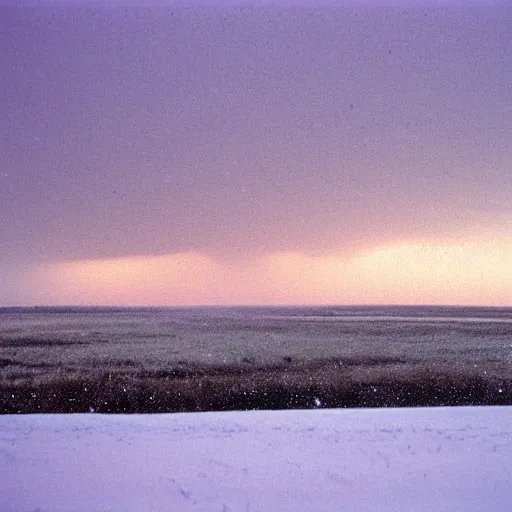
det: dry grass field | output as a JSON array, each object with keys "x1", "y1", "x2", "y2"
[{"x1": 1, "y1": 306, "x2": 511, "y2": 413}]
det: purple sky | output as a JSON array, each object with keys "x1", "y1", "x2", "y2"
[{"x1": 1, "y1": 3, "x2": 511, "y2": 305}]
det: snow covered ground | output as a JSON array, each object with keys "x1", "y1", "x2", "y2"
[{"x1": 1, "y1": 406, "x2": 511, "y2": 512}]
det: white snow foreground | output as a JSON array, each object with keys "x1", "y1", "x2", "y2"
[{"x1": 1, "y1": 407, "x2": 511, "y2": 512}]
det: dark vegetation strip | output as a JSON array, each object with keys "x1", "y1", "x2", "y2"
[
  {"x1": 1, "y1": 357, "x2": 510, "y2": 413},
  {"x1": 0, "y1": 338, "x2": 91, "y2": 347}
]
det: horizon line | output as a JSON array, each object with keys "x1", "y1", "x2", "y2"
[{"x1": 1, "y1": 303, "x2": 511, "y2": 309}]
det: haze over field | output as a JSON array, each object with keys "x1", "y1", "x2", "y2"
[{"x1": 2, "y1": 2, "x2": 511, "y2": 306}]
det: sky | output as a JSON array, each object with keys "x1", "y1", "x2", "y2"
[{"x1": 1, "y1": 1, "x2": 511, "y2": 306}]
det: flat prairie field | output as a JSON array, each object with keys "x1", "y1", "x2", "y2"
[{"x1": 1, "y1": 306, "x2": 511, "y2": 413}]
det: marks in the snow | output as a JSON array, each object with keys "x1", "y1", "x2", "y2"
[
  {"x1": 168, "y1": 477, "x2": 196, "y2": 505},
  {"x1": 219, "y1": 501, "x2": 251, "y2": 512},
  {"x1": 179, "y1": 487, "x2": 192, "y2": 499},
  {"x1": 208, "y1": 422, "x2": 249, "y2": 437},
  {"x1": 0, "y1": 447, "x2": 15, "y2": 463},
  {"x1": 327, "y1": 471, "x2": 346, "y2": 484},
  {"x1": 490, "y1": 430, "x2": 512, "y2": 439},
  {"x1": 208, "y1": 458, "x2": 236, "y2": 477},
  {"x1": 376, "y1": 450, "x2": 390, "y2": 469}
]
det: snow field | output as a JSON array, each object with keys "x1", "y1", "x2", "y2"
[{"x1": 1, "y1": 406, "x2": 511, "y2": 512}]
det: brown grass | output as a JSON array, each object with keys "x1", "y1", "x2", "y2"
[{"x1": 1, "y1": 356, "x2": 510, "y2": 414}]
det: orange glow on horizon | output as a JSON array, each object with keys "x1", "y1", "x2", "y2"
[{"x1": 25, "y1": 237, "x2": 512, "y2": 307}]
